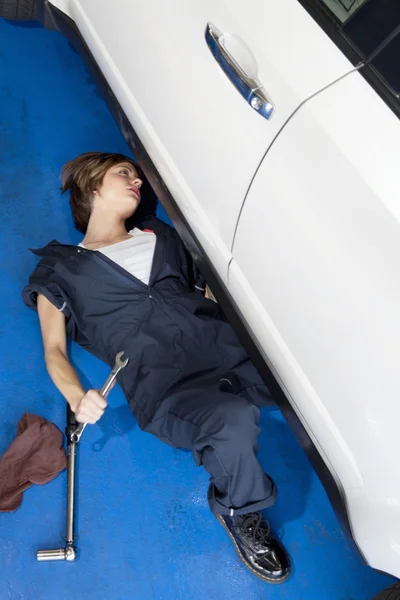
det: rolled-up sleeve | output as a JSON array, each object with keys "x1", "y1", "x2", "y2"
[
  {"x1": 22, "y1": 261, "x2": 72, "y2": 321},
  {"x1": 168, "y1": 227, "x2": 206, "y2": 296},
  {"x1": 192, "y1": 261, "x2": 206, "y2": 296}
]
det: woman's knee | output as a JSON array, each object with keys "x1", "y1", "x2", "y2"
[
  {"x1": 217, "y1": 396, "x2": 260, "y2": 438},
  {"x1": 192, "y1": 396, "x2": 261, "y2": 465}
]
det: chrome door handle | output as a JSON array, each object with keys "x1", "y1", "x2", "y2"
[{"x1": 205, "y1": 22, "x2": 275, "y2": 121}]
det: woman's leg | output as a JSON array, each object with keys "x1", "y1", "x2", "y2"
[
  {"x1": 145, "y1": 388, "x2": 276, "y2": 515},
  {"x1": 144, "y1": 385, "x2": 290, "y2": 583}
]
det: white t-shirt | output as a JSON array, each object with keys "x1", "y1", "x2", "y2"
[{"x1": 79, "y1": 228, "x2": 156, "y2": 285}]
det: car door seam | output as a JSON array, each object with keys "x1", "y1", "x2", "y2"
[{"x1": 230, "y1": 61, "x2": 366, "y2": 253}]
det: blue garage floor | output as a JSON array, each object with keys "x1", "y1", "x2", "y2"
[{"x1": 0, "y1": 18, "x2": 396, "y2": 600}]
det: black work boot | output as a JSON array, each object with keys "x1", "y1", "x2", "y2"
[{"x1": 216, "y1": 512, "x2": 291, "y2": 584}]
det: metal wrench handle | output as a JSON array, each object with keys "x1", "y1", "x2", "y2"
[
  {"x1": 66, "y1": 435, "x2": 76, "y2": 547},
  {"x1": 71, "y1": 371, "x2": 117, "y2": 442},
  {"x1": 99, "y1": 368, "x2": 120, "y2": 398},
  {"x1": 36, "y1": 352, "x2": 129, "y2": 562},
  {"x1": 70, "y1": 351, "x2": 129, "y2": 443}
]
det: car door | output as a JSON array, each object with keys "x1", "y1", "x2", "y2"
[
  {"x1": 65, "y1": 0, "x2": 355, "y2": 282},
  {"x1": 229, "y1": 0, "x2": 400, "y2": 575}
]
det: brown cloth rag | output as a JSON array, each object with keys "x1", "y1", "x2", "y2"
[{"x1": 0, "y1": 413, "x2": 67, "y2": 512}]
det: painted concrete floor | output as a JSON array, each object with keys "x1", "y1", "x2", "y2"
[{"x1": 0, "y1": 17, "x2": 396, "y2": 600}]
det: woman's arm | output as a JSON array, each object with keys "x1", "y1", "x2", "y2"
[{"x1": 37, "y1": 294, "x2": 106, "y2": 423}]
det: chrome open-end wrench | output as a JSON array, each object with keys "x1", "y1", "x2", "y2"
[
  {"x1": 36, "y1": 350, "x2": 129, "y2": 562},
  {"x1": 70, "y1": 351, "x2": 130, "y2": 444}
]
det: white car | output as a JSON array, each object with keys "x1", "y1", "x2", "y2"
[{"x1": 3, "y1": 0, "x2": 399, "y2": 597}]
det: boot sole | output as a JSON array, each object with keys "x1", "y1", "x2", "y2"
[{"x1": 216, "y1": 514, "x2": 291, "y2": 584}]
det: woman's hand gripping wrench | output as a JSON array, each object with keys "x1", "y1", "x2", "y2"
[
  {"x1": 36, "y1": 350, "x2": 129, "y2": 562},
  {"x1": 71, "y1": 351, "x2": 129, "y2": 443}
]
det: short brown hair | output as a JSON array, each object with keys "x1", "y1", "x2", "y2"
[{"x1": 61, "y1": 151, "x2": 143, "y2": 233}]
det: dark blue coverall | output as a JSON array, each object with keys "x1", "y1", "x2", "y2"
[{"x1": 22, "y1": 216, "x2": 277, "y2": 516}]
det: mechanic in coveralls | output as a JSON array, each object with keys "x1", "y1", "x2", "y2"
[{"x1": 22, "y1": 152, "x2": 290, "y2": 583}]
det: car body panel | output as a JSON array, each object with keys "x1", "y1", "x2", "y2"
[{"x1": 230, "y1": 67, "x2": 400, "y2": 574}]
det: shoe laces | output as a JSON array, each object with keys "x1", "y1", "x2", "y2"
[{"x1": 241, "y1": 512, "x2": 272, "y2": 546}]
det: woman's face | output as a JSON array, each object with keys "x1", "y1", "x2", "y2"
[{"x1": 94, "y1": 162, "x2": 143, "y2": 217}]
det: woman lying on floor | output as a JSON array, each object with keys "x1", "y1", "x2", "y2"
[{"x1": 22, "y1": 152, "x2": 290, "y2": 583}]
